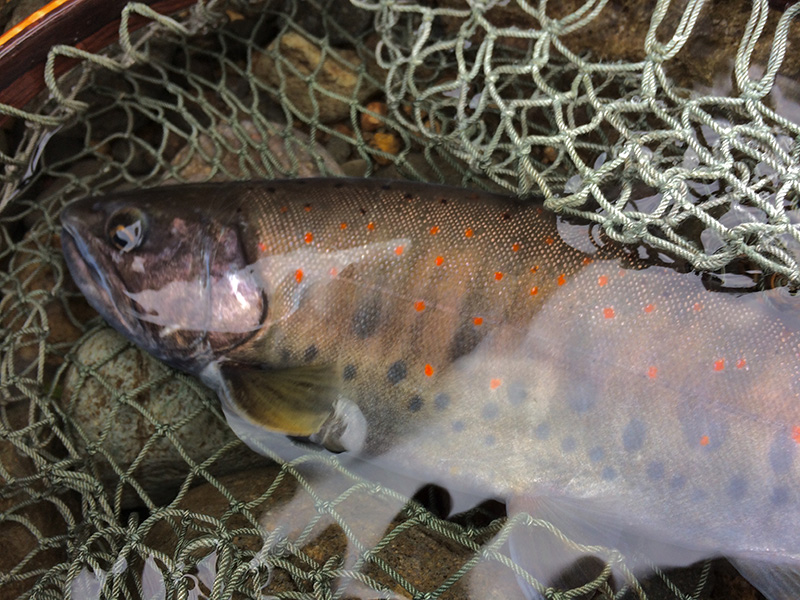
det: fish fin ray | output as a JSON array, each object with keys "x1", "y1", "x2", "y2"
[{"x1": 219, "y1": 362, "x2": 338, "y2": 437}]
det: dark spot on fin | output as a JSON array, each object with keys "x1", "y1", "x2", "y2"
[
  {"x1": 352, "y1": 295, "x2": 382, "y2": 338},
  {"x1": 303, "y1": 345, "x2": 318, "y2": 362},
  {"x1": 219, "y1": 362, "x2": 338, "y2": 437},
  {"x1": 387, "y1": 360, "x2": 407, "y2": 384}
]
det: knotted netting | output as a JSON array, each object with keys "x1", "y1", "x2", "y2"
[{"x1": 0, "y1": 0, "x2": 797, "y2": 598}]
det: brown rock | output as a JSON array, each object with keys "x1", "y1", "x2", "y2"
[
  {"x1": 61, "y1": 328, "x2": 269, "y2": 508},
  {"x1": 166, "y1": 119, "x2": 343, "y2": 183},
  {"x1": 0, "y1": 225, "x2": 95, "y2": 385},
  {"x1": 144, "y1": 466, "x2": 521, "y2": 598},
  {"x1": 438, "y1": 0, "x2": 800, "y2": 91},
  {"x1": 0, "y1": 403, "x2": 77, "y2": 599},
  {"x1": 252, "y1": 32, "x2": 381, "y2": 124}
]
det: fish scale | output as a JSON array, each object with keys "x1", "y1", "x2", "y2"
[{"x1": 60, "y1": 178, "x2": 800, "y2": 599}]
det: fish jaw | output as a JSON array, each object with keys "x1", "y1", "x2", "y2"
[{"x1": 61, "y1": 206, "x2": 151, "y2": 353}]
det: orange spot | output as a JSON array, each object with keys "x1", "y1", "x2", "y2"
[
  {"x1": 700, "y1": 435, "x2": 710, "y2": 447},
  {"x1": 792, "y1": 426, "x2": 800, "y2": 444},
  {"x1": 512, "y1": 242, "x2": 520, "y2": 252},
  {"x1": 494, "y1": 272, "x2": 503, "y2": 281},
  {"x1": 415, "y1": 301, "x2": 426, "y2": 312},
  {"x1": 473, "y1": 317, "x2": 483, "y2": 326},
  {"x1": 693, "y1": 302, "x2": 703, "y2": 312},
  {"x1": 557, "y1": 274, "x2": 566, "y2": 286},
  {"x1": 647, "y1": 366, "x2": 658, "y2": 379},
  {"x1": 435, "y1": 256, "x2": 444, "y2": 266},
  {"x1": 340, "y1": 222, "x2": 348, "y2": 230},
  {"x1": 367, "y1": 222, "x2": 375, "y2": 231},
  {"x1": 465, "y1": 228, "x2": 474, "y2": 238},
  {"x1": 425, "y1": 364, "x2": 434, "y2": 377},
  {"x1": 395, "y1": 245, "x2": 404, "y2": 255},
  {"x1": 582, "y1": 257, "x2": 593, "y2": 265},
  {"x1": 603, "y1": 307, "x2": 615, "y2": 319},
  {"x1": 304, "y1": 232, "x2": 313, "y2": 243},
  {"x1": 736, "y1": 358, "x2": 747, "y2": 369},
  {"x1": 330, "y1": 267, "x2": 338, "y2": 277},
  {"x1": 618, "y1": 270, "x2": 626, "y2": 277},
  {"x1": 304, "y1": 204, "x2": 312, "y2": 212},
  {"x1": 598, "y1": 275, "x2": 608, "y2": 287},
  {"x1": 258, "y1": 242, "x2": 267, "y2": 253},
  {"x1": 713, "y1": 359, "x2": 725, "y2": 371},
  {"x1": 490, "y1": 378, "x2": 502, "y2": 390},
  {"x1": 530, "y1": 286, "x2": 539, "y2": 296},
  {"x1": 279, "y1": 206, "x2": 288, "y2": 213},
  {"x1": 545, "y1": 237, "x2": 554, "y2": 245},
  {"x1": 295, "y1": 269, "x2": 304, "y2": 283},
  {"x1": 430, "y1": 226, "x2": 440, "y2": 235},
  {"x1": 644, "y1": 303, "x2": 655, "y2": 313},
  {"x1": 531, "y1": 266, "x2": 539, "y2": 274}
]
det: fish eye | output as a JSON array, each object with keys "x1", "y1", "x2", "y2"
[{"x1": 107, "y1": 208, "x2": 146, "y2": 252}]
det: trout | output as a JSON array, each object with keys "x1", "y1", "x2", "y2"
[{"x1": 60, "y1": 178, "x2": 800, "y2": 599}]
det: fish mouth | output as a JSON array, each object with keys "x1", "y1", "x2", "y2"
[{"x1": 61, "y1": 219, "x2": 140, "y2": 341}]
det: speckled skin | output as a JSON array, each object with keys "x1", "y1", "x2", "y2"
[{"x1": 61, "y1": 179, "x2": 800, "y2": 599}]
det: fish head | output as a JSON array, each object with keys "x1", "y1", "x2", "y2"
[{"x1": 60, "y1": 186, "x2": 266, "y2": 373}]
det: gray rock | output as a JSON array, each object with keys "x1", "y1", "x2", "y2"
[{"x1": 62, "y1": 328, "x2": 268, "y2": 508}]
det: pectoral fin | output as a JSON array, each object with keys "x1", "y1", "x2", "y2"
[{"x1": 219, "y1": 363, "x2": 339, "y2": 437}]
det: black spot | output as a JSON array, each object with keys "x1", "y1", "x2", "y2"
[
  {"x1": 343, "y1": 364, "x2": 357, "y2": 381},
  {"x1": 387, "y1": 360, "x2": 407, "y2": 384},
  {"x1": 408, "y1": 395, "x2": 423, "y2": 412},
  {"x1": 772, "y1": 487, "x2": 790, "y2": 506},
  {"x1": 359, "y1": 207, "x2": 367, "y2": 215},
  {"x1": 434, "y1": 393, "x2": 450, "y2": 410},
  {"x1": 381, "y1": 183, "x2": 392, "y2": 190},
  {"x1": 267, "y1": 186, "x2": 276, "y2": 193},
  {"x1": 501, "y1": 212, "x2": 511, "y2": 221},
  {"x1": 296, "y1": 180, "x2": 307, "y2": 185},
  {"x1": 352, "y1": 296, "x2": 382, "y2": 338},
  {"x1": 303, "y1": 345, "x2": 318, "y2": 362},
  {"x1": 622, "y1": 418, "x2": 646, "y2": 452},
  {"x1": 439, "y1": 197, "x2": 448, "y2": 205},
  {"x1": 448, "y1": 320, "x2": 485, "y2": 361},
  {"x1": 403, "y1": 192, "x2": 414, "y2": 201},
  {"x1": 669, "y1": 474, "x2": 686, "y2": 491},
  {"x1": 280, "y1": 348, "x2": 291, "y2": 363},
  {"x1": 535, "y1": 422, "x2": 550, "y2": 440},
  {"x1": 334, "y1": 182, "x2": 346, "y2": 188},
  {"x1": 304, "y1": 203, "x2": 311, "y2": 210}
]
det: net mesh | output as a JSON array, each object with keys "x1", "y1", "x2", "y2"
[{"x1": 0, "y1": 0, "x2": 797, "y2": 597}]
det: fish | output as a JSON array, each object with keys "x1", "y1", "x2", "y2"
[{"x1": 60, "y1": 178, "x2": 800, "y2": 599}]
